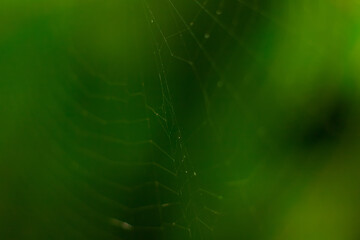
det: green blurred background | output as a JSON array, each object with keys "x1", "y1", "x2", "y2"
[{"x1": 1, "y1": 0, "x2": 360, "y2": 239}]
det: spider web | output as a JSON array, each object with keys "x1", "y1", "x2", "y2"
[
  {"x1": 134, "y1": 1, "x2": 282, "y2": 238},
  {"x1": 38, "y1": 0, "x2": 290, "y2": 239}
]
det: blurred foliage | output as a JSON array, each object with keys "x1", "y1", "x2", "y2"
[{"x1": 1, "y1": 0, "x2": 360, "y2": 240}]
